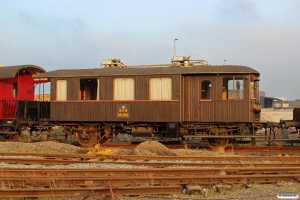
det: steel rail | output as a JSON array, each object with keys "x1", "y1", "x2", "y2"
[
  {"x1": 0, "y1": 186, "x2": 181, "y2": 198},
  {"x1": 0, "y1": 157, "x2": 299, "y2": 167},
  {"x1": 1, "y1": 152, "x2": 300, "y2": 162},
  {"x1": 0, "y1": 157, "x2": 300, "y2": 168},
  {"x1": 2, "y1": 167, "x2": 300, "y2": 177},
  {"x1": 96, "y1": 154, "x2": 300, "y2": 161},
  {"x1": 0, "y1": 154, "x2": 300, "y2": 167},
  {"x1": 1, "y1": 174, "x2": 299, "y2": 188}
]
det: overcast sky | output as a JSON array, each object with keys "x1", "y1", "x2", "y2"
[{"x1": 1, "y1": 0, "x2": 299, "y2": 100}]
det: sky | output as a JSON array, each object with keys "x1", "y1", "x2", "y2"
[{"x1": 0, "y1": 0, "x2": 300, "y2": 100}]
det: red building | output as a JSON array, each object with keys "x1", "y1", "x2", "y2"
[{"x1": 0, "y1": 65, "x2": 46, "y2": 119}]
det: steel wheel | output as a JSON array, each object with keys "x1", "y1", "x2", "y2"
[
  {"x1": 76, "y1": 131, "x2": 99, "y2": 147},
  {"x1": 205, "y1": 128, "x2": 229, "y2": 152},
  {"x1": 4, "y1": 133, "x2": 19, "y2": 142},
  {"x1": 98, "y1": 126, "x2": 112, "y2": 144}
]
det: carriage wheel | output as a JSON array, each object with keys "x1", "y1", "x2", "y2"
[
  {"x1": 204, "y1": 130, "x2": 229, "y2": 152},
  {"x1": 76, "y1": 131, "x2": 99, "y2": 147},
  {"x1": 98, "y1": 126, "x2": 112, "y2": 145},
  {"x1": 1, "y1": 127, "x2": 19, "y2": 142},
  {"x1": 206, "y1": 137, "x2": 229, "y2": 152},
  {"x1": 4, "y1": 133, "x2": 19, "y2": 142}
]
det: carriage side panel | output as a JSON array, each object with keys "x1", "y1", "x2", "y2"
[
  {"x1": 49, "y1": 75, "x2": 181, "y2": 122},
  {"x1": 214, "y1": 75, "x2": 250, "y2": 122}
]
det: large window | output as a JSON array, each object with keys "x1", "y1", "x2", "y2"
[
  {"x1": 222, "y1": 76, "x2": 244, "y2": 100},
  {"x1": 57, "y1": 80, "x2": 67, "y2": 101},
  {"x1": 149, "y1": 78, "x2": 172, "y2": 100},
  {"x1": 80, "y1": 78, "x2": 99, "y2": 100},
  {"x1": 114, "y1": 78, "x2": 135, "y2": 100},
  {"x1": 201, "y1": 80, "x2": 211, "y2": 100}
]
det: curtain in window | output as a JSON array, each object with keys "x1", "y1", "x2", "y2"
[
  {"x1": 97, "y1": 79, "x2": 100, "y2": 100},
  {"x1": 114, "y1": 78, "x2": 134, "y2": 100},
  {"x1": 150, "y1": 78, "x2": 172, "y2": 100},
  {"x1": 57, "y1": 80, "x2": 67, "y2": 101}
]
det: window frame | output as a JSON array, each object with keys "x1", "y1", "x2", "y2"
[
  {"x1": 201, "y1": 80, "x2": 212, "y2": 100},
  {"x1": 13, "y1": 82, "x2": 18, "y2": 98},
  {"x1": 79, "y1": 78, "x2": 99, "y2": 100},
  {"x1": 113, "y1": 78, "x2": 135, "y2": 100},
  {"x1": 149, "y1": 77, "x2": 172, "y2": 100},
  {"x1": 222, "y1": 76, "x2": 244, "y2": 100},
  {"x1": 56, "y1": 79, "x2": 67, "y2": 101}
]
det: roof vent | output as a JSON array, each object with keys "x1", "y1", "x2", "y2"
[
  {"x1": 171, "y1": 56, "x2": 192, "y2": 67},
  {"x1": 101, "y1": 58, "x2": 125, "y2": 68}
]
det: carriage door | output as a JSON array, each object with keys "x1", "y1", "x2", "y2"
[{"x1": 183, "y1": 76, "x2": 214, "y2": 122}]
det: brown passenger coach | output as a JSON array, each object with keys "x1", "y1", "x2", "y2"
[{"x1": 33, "y1": 56, "x2": 262, "y2": 148}]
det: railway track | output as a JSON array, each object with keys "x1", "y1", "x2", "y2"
[
  {"x1": 0, "y1": 155, "x2": 300, "y2": 167},
  {"x1": 1, "y1": 166, "x2": 300, "y2": 197},
  {"x1": 0, "y1": 145, "x2": 300, "y2": 198},
  {"x1": 103, "y1": 143, "x2": 300, "y2": 155},
  {"x1": 0, "y1": 152, "x2": 300, "y2": 166},
  {"x1": 2, "y1": 128, "x2": 297, "y2": 199},
  {"x1": 0, "y1": 186, "x2": 182, "y2": 198}
]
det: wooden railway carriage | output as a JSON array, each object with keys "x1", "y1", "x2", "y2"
[
  {"x1": 33, "y1": 57, "x2": 262, "y2": 147},
  {"x1": 0, "y1": 65, "x2": 46, "y2": 141}
]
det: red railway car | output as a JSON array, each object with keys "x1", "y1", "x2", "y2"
[{"x1": 0, "y1": 65, "x2": 46, "y2": 141}]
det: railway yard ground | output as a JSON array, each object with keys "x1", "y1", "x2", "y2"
[{"x1": 0, "y1": 109, "x2": 300, "y2": 200}]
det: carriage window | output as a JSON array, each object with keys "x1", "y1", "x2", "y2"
[
  {"x1": 114, "y1": 78, "x2": 134, "y2": 100},
  {"x1": 57, "y1": 80, "x2": 67, "y2": 101},
  {"x1": 13, "y1": 83, "x2": 18, "y2": 97},
  {"x1": 250, "y1": 76, "x2": 258, "y2": 99},
  {"x1": 79, "y1": 78, "x2": 99, "y2": 100},
  {"x1": 250, "y1": 80, "x2": 255, "y2": 99},
  {"x1": 150, "y1": 78, "x2": 172, "y2": 100},
  {"x1": 222, "y1": 76, "x2": 244, "y2": 99},
  {"x1": 201, "y1": 80, "x2": 211, "y2": 100}
]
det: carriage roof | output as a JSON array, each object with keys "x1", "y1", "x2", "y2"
[
  {"x1": 0, "y1": 65, "x2": 45, "y2": 78},
  {"x1": 34, "y1": 65, "x2": 259, "y2": 78}
]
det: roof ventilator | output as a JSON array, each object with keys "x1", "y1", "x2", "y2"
[
  {"x1": 101, "y1": 58, "x2": 125, "y2": 68},
  {"x1": 171, "y1": 56, "x2": 192, "y2": 67},
  {"x1": 171, "y1": 56, "x2": 209, "y2": 67}
]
